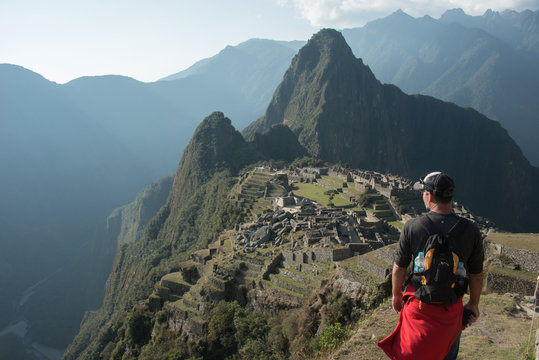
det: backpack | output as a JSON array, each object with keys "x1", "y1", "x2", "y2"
[{"x1": 410, "y1": 215, "x2": 468, "y2": 306}]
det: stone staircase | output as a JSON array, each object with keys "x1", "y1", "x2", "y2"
[
  {"x1": 231, "y1": 170, "x2": 289, "y2": 220},
  {"x1": 390, "y1": 191, "x2": 424, "y2": 215},
  {"x1": 367, "y1": 194, "x2": 396, "y2": 221}
]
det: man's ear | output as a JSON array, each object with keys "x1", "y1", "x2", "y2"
[{"x1": 426, "y1": 192, "x2": 433, "y2": 207}]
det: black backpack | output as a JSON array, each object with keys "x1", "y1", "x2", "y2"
[{"x1": 410, "y1": 215, "x2": 468, "y2": 306}]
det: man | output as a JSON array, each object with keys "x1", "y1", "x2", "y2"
[{"x1": 378, "y1": 171, "x2": 484, "y2": 360}]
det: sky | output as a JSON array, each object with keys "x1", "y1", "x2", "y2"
[{"x1": 1, "y1": 0, "x2": 538, "y2": 84}]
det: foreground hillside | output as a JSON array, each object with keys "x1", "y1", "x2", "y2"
[{"x1": 320, "y1": 293, "x2": 538, "y2": 360}]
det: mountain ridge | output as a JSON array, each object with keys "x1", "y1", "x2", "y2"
[{"x1": 342, "y1": 8, "x2": 539, "y2": 165}]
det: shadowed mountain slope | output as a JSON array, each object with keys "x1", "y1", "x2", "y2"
[
  {"x1": 341, "y1": 9, "x2": 539, "y2": 165},
  {"x1": 0, "y1": 64, "x2": 158, "y2": 350}
]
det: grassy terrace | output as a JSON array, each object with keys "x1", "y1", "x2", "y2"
[
  {"x1": 161, "y1": 272, "x2": 192, "y2": 287},
  {"x1": 343, "y1": 183, "x2": 364, "y2": 195},
  {"x1": 321, "y1": 293, "x2": 538, "y2": 360},
  {"x1": 284, "y1": 266, "x2": 317, "y2": 282},
  {"x1": 272, "y1": 273, "x2": 310, "y2": 290},
  {"x1": 488, "y1": 265, "x2": 538, "y2": 281},
  {"x1": 292, "y1": 182, "x2": 355, "y2": 208},
  {"x1": 486, "y1": 233, "x2": 539, "y2": 253},
  {"x1": 171, "y1": 299, "x2": 206, "y2": 323},
  {"x1": 363, "y1": 251, "x2": 391, "y2": 269},
  {"x1": 262, "y1": 279, "x2": 304, "y2": 298},
  {"x1": 321, "y1": 175, "x2": 346, "y2": 186},
  {"x1": 388, "y1": 221, "x2": 403, "y2": 230}
]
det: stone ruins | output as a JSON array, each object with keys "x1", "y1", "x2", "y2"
[{"x1": 144, "y1": 166, "x2": 506, "y2": 343}]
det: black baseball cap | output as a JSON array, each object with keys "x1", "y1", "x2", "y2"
[{"x1": 413, "y1": 171, "x2": 454, "y2": 199}]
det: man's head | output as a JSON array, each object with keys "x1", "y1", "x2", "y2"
[{"x1": 413, "y1": 171, "x2": 454, "y2": 211}]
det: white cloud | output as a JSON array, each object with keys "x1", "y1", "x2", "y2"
[{"x1": 282, "y1": 0, "x2": 539, "y2": 28}]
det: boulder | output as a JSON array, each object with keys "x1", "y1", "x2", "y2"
[
  {"x1": 251, "y1": 226, "x2": 271, "y2": 245},
  {"x1": 272, "y1": 222, "x2": 284, "y2": 231}
]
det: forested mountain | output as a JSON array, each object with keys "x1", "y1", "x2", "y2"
[
  {"x1": 64, "y1": 112, "x2": 258, "y2": 359},
  {"x1": 341, "y1": 9, "x2": 539, "y2": 165},
  {"x1": 246, "y1": 28, "x2": 539, "y2": 232}
]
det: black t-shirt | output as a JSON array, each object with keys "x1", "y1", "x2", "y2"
[{"x1": 394, "y1": 211, "x2": 484, "y2": 274}]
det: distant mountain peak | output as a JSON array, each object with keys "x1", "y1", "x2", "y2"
[
  {"x1": 386, "y1": 9, "x2": 415, "y2": 23},
  {"x1": 243, "y1": 27, "x2": 378, "y2": 141}
]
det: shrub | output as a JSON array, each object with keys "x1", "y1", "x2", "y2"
[
  {"x1": 318, "y1": 322, "x2": 351, "y2": 352},
  {"x1": 123, "y1": 308, "x2": 153, "y2": 352}
]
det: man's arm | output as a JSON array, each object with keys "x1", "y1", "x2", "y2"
[
  {"x1": 464, "y1": 272, "x2": 483, "y2": 326},
  {"x1": 392, "y1": 263, "x2": 407, "y2": 313}
]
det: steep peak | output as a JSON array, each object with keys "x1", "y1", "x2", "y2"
[
  {"x1": 248, "y1": 28, "x2": 379, "y2": 138},
  {"x1": 440, "y1": 8, "x2": 467, "y2": 21},
  {"x1": 298, "y1": 28, "x2": 355, "y2": 63},
  {"x1": 171, "y1": 112, "x2": 261, "y2": 207},
  {"x1": 385, "y1": 9, "x2": 415, "y2": 24},
  {"x1": 192, "y1": 111, "x2": 233, "y2": 135},
  {"x1": 483, "y1": 9, "x2": 498, "y2": 18}
]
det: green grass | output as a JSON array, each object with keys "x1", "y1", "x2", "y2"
[
  {"x1": 284, "y1": 266, "x2": 317, "y2": 282},
  {"x1": 486, "y1": 233, "x2": 539, "y2": 253},
  {"x1": 262, "y1": 279, "x2": 305, "y2": 298},
  {"x1": 338, "y1": 256, "x2": 371, "y2": 276},
  {"x1": 343, "y1": 184, "x2": 364, "y2": 195},
  {"x1": 489, "y1": 265, "x2": 538, "y2": 281},
  {"x1": 321, "y1": 175, "x2": 346, "y2": 186},
  {"x1": 293, "y1": 182, "x2": 354, "y2": 207},
  {"x1": 363, "y1": 251, "x2": 391, "y2": 269},
  {"x1": 388, "y1": 221, "x2": 403, "y2": 230},
  {"x1": 161, "y1": 272, "x2": 192, "y2": 287},
  {"x1": 273, "y1": 273, "x2": 309, "y2": 290},
  {"x1": 171, "y1": 300, "x2": 205, "y2": 323}
]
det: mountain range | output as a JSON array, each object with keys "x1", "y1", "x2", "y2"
[
  {"x1": 1, "y1": 7, "x2": 539, "y2": 359},
  {"x1": 342, "y1": 8, "x2": 539, "y2": 165}
]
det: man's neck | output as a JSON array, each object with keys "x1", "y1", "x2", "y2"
[{"x1": 429, "y1": 204, "x2": 452, "y2": 215}]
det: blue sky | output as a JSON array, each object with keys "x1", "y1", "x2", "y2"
[{"x1": 1, "y1": 0, "x2": 537, "y2": 83}]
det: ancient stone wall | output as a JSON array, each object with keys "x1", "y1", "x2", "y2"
[
  {"x1": 494, "y1": 244, "x2": 539, "y2": 273},
  {"x1": 262, "y1": 252, "x2": 283, "y2": 280},
  {"x1": 333, "y1": 247, "x2": 352, "y2": 261},
  {"x1": 357, "y1": 257, "x2": 390, "y2": 279},
  {"x1": 161, "y1": 279, "x2": 190, "y2": 295},
  {"x1": 208, "y1": 276, "x2": 227, "y2": 291},
  {"x1": 312, "y1": 248, "x2": 334, "y2": 262},
  {"x1": 486, "y1": 272, "x2": 536, "y2": 296}
]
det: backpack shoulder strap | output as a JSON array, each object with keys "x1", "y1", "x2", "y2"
[
  {"x1": 447, "y1": 217, "x2": 466, "y2": 237},
  {"x1": 418, "y1": 214, "x2": 438, "y2": 235}
]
